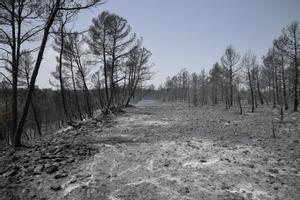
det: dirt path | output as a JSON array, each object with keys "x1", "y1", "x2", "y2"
[
  {"x1": 46, "y1": 101, "x2": 298, "y2": 200},
  {"x1": 2, "y1": 101, "x2": 299, "y2": 200}
]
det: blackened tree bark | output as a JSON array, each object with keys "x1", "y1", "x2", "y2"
[
  {"x1": 19, "y1": 51, "x2": 42, "y2": 136},
  {"x1": 70, "y1": 59, "x2": 83, "y2": 120},
  {"x1": 280, "y1": 56, "x2": 289, "y2": 110},
  {"x1": 72, "y1": 35, "x2": 92, "y2": 117},
  {"x1": 57, "y1": 22, "x2": 71, "y2": 121},
  {"x1": 255, "y1": 66, "x2": 264, "y2": 105}
]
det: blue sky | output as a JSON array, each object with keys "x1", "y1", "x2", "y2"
[{"x1": 38, "y1": 0, "x2": 300, "y2": 88}]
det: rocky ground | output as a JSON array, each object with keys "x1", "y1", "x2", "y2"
[{"x1": 0, "y1": 101, "x2": 299, "y2": 200}]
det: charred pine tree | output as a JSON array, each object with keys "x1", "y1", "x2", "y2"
[
  {"x1": 72, "y1": 33, "x2": 93, "y2": 117},
  {"x1": 274, "y1": 22, "x2": 299, "y2": 112},
  {"x1": 255, "y1": 65, "x2": 264, "y2": 105},
  {"x1": 52, "y1": 13, "x2": 75, "y2": 122},
  {"x1": 14, "y1": 0, "x2": 103, "y2": 147},
  {"x1": 124, "y1": 44, "x2": 152, "y2": 107},
  {"x1": 242, "y1": 51, "x2": 257, "y2": 113},
  {"x1": 221, "y1": 46, "x2": 240, "y2": 108},
  {"x1": 64, "y1": 35, "x2": 83, "y2": 120},
  {"x1": 0, "y1": 0, "x2": 45, "y2": 145},
  {"x1": 87, "y1": 11, "x2": 135, "y2": 109},
  {"x1": 191, "y1": 73, "x2": 198, "y2": 106},
  {"x1": 209, "y1": 62, "x2": 222, "y2": 105},
  {"x1": 19, "y1": 51, "x2": 41, "y2": 136},
  {"x1": 274, "y1": 37, "x2": 290, "y2": 110},
  {"x1": 87, "y1": 12, "x2": 110, "y2": 105}
]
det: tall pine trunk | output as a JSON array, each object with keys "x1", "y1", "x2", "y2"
[
  {"x1": 58, "y1": 23, "x2": 71, "y2": 122},
  {"x1": 281, "y1": 58, "x2": 289, "y2": 110},
  {"x1": 293, "y1": 42, "x2": 298, "y2": 112},
  {"x1": 248, "y1": 69, "x2": 255, "y2": 113},
  {"x1": 70, "y1": 61, "x2": 83, "y2": 121},
  {"x1": 14, "y1": 1, "x2": 60, "y2": 147}
]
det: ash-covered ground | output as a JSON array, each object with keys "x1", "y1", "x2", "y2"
[{"x1": 1, "y1": 101, "x2": 300, "y2": 200}]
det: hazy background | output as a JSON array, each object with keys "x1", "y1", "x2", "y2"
[{"x1": 38, "y1": 0, "x2": 300, "y2": 88}]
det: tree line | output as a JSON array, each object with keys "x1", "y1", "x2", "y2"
[
  {"x1": 0, "y1": 0, "x2": 153, "y2": 147},
  {"x1": 159, "y1": 21, "x2": 300, "y2": 115}
]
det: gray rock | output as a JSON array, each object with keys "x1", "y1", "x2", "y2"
[
  {"x1": 0, "y1": 167, "x2": 9, "y2": 175},
  {"x1": 66, "y1": 158, "x2": 75, "y2": 163},
  {"x1": 268, "y1": 168, "x2": 279, "y2": 174},
  {"x1": 45, "y1": 166, "x2": 58, "y2": 174},
  {"x1": 52, "y1": 162, "x2": 60, "y2": 167},
  {"x1": 221, "y1": 182, "x2": 230, "y2": 190},
  {"x1": 50, "y1": 184, "x2": 62, "y2": 191},
  {"x1": 60, "y1": 160, "x2": 67, "y2": 165},
  {"x1": 44, "y1": 163, "x2": 51, "y2": 168},
  {"x1": 242, "y1": 150, "x2": 249, "y2": 154},
  {"x1": 33, "y1": 165, "x2": 43, "y2": 174},
  {"x1": 69, "y1": 177, "x2": 77, "y2": 184},
  {"x1": 248, "y1": 164, "x2": 255, "y2": 168},
  {"x1": 54, "y1": 173, "x2": 68, "y2": 179},
  {"x1": 6, "y1": 166, "x2": 19, "y2": 177},
  {"x1": 178, "y1": 187, "x2": 190, "y2": 194}
]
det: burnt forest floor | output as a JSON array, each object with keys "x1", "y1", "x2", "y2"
[{"x1": 0, "y1": 100, "x2": 300, "y2": 200}]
